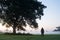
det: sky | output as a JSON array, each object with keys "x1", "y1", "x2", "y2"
[
  {"x1": 37, "y1": 0, "x2": 60, "y2": 31},
  {"x1": 0, "y1": 0, "x2": 60, "y2": 34}
]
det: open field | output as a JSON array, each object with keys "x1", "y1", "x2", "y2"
[{"x1": 0, "y1": 34, "x2": 60, "y2": 40}]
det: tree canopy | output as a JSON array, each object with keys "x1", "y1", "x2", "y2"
[
  {"x1": 54, "y1": 26, "x2": 60, "y2": 31},
  {"x1": 0, "y1": 0, "x2": 46, "y2": 33}
]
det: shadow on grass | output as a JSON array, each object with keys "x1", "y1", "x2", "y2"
[{"x1": 4, "y1": 33, "x2": 33, "y2": 35}]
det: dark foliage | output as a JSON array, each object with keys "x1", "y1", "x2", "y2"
[
  {"x1": 54, "y1": 26, "x2": 60, "y2": 31},
  {"x1": 0, "y1": 0, "x2": 46, "y2": 33}
]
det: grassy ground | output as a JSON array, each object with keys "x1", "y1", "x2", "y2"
[{"x1": 0, "y1": 34, "x2": 60, "y2": 40}]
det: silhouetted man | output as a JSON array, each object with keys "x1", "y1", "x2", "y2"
[{"x1": 41, "y1": 27, "x2": 44, "y2": 36}]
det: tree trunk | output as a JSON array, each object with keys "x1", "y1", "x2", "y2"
[
  {"x1": 12, "y1": 20, "x2": 17, "y2": 34},
  {"x1": 13, "y1": 25, "x2": 16, "y2": 34},
  {"x1": 12, "y1": 19, "x2": 18, "y2": 34}
]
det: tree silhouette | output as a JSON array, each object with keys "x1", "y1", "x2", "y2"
[
  {"x1": 0, "y1": 0, "x2": 46, "y2": 33},
  {"x1": 54, "y1": 26, "x2": 60, "y2": 31}
]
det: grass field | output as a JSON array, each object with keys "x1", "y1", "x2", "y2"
[{"x1": 0, "y1": 34, "x2": 60, "y2": 40}]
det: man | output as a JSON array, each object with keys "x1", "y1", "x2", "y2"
[{"x1": 41, "y1": 27, "x2": 44, "y2": 36}]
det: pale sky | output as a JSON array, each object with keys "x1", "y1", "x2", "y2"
[
  {"x1": 0, "y1": 0, "x2": 60, "y2": 34},
  {"x1": 37, "y1": 0, "x2": 60, "y2": 30}
]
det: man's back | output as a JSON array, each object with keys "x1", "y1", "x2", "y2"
[{"x1": 41, "y1": 27, "x2": 44, "y2": 36}]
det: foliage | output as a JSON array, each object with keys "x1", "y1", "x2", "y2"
[
  {"x1": 54, "y1": 26, "x2": 60, "y2": 31},
  {"x1": 0, "y1": 0, "x2": 46, "y2": 33}
]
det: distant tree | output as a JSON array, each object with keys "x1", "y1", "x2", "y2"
[
  {"x1": 54, "y1": 26, "x2": 60, "y2": 31},
  {"x1": 0, "y1": 0, "x2": 46, "y2": 33}
]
